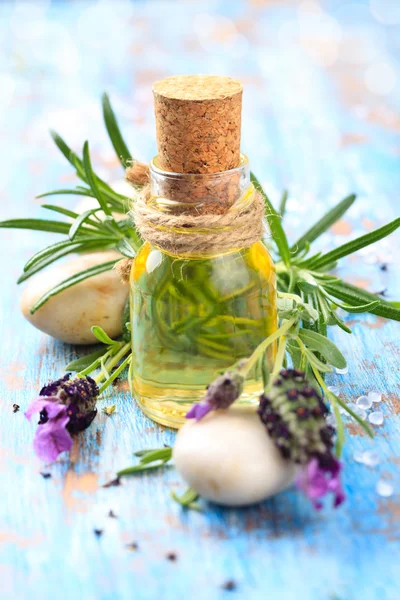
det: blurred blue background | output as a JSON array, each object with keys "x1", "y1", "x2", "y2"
[{"x1": 1, "y1": 0, "x2": 399, "y2": 235}]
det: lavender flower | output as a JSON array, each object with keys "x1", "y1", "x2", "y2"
[
  {"x1": 186, "y1": 371, "x2": 245, "y2": 421},
  {"x1": 296, "y1": 458, "x2": 345, "y2": 510},
  {"x1": 258, "y1": 368, "x2": 345, "y2": 509},
  {"x1": 25, "y1": 374, "x2": 99, "y2": 462}
]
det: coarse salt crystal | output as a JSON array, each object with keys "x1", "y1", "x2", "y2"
[
  {"x1": 353, "y1": 406, "x2": 367, "y2": 421},
  {"x1": 327, "y1": 386, "x2": 340, "y2": 396},
  {"x1": 362, "y1": 450, "x2": 380, "y2": 467},
  {"x1": 353, "y1": 450, "x2": 365, "y2": 463},
  {"x1": 376, "y1": 479, "x2": 393, "y2": 498},
  {"x1": 357, "y1": 395, "x2": 373, "y2": 410},
  {"x1": 368, "y1": 391, "x2": 382, "y2": 404},
  {"x1": 335, "y1": 366, "x2": 348, "y2": 375},
  {"x1": 369, "y1": 411, "x2": 384, "y2": 426}
]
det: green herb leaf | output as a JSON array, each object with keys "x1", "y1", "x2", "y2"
[
  {"x1": 171, "y1": 488, "x2": 201, "y2": 511},
  {"x1": 121, "y1": 297, "x2": 131, "y2": 342},
  {"x1": 134, "y1": 447, "x2": 172, "y2": 459},
  {"x1": 298, "y1": 329, "x2": 347, "y2": 369},
  {"x1": 69, "y1": 208, "x2": 105, "y2": 240},
  {"x1": 308, "y1": 218, "x2": 400, "y2": 270},
  {"x1": 117, "y1": 461, "x2": 170, "y2": 476},
  {"x1": 0, "y1": 218, "x2": 71, "y2": 234},
  {"x1": 324, "y1": 282, "x2": 400, "y2": 321},
  {"x1": 250, "y1": 172, "x2": 291, "y2": 267},
  {"x1": 91, "y1": 325, "x2": 119, "y2": 346},
  {"x1": 18, "y1": 241, "x2": 110, "y2": 284},
  {"x1": 41, "y1": 204, "x2": 80, "y2": 220},
  {"x1": 117, "y1": 446, "x2": 172, "y2": 476},
  {"x1": 36, "y1": 188, "x2": 93, "y2": 199},
  {"x1": 30, "y1": 259, "x2": 119, "y2": 314},
  {"x1": 102, "y1": 92, "x2": 132, "y2": 168},
  {"x1": 82, "y1": 141, "x2": 112, "y2": 217},
  {"x1": 97, "y1": 353, "x2": 132, "y2": 394},
  {"x1": 332, "y1": 400, "x2": 345, "y2": 457},
  {"x1": 291, "y1": 194, "x2": 356, "y2": 255},
  {"x1": 116, "y1": 237, "x2": 136, "y2": 258},
  {"x1": 327, "y1": 391, "x2": 374, "y2": 439},
  {"x1": 65, "y1": 347, "x2": 108, "y2": 372},
  {"x1": 23, "y1": 236, "x2": 114, "y2": 273},
  {"x1": 279, "y1": 190, "x2": 288, "y2": 217},
  {"x1": 102, "y1": 404, "x2": 116, "y2": 416}
]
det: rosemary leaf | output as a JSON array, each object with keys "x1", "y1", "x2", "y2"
[
  {"x1": 250, "y1": 172, "x2": 291, "y2": 267},
  {"x1": 117, "y1": 461, "x2": 170, "y2": 476},
  {"x1": 36, "y1": 188, "x2": 93, "y2": 199},
  {"x1": 69, "y1": 208, "x2": 106, "y2": 240},
  {"x1": 18, "y1": 241, "x2": 110, "y2": 284},
  {"x1": 65, "y1": 347, "x2": 108, "y2": 372},
  {"x1": 324, "y1": 282, "x2": 400, "y2": 321},
  {"x1": 41, "y1": 204, "x2": 80, "y2": 219},
  {"x1": 291, "y1": 194, "x2": 356, "y2": 255},
  {"x1": 279, "y1": 190, "x2": 288, "y2": 217},
  {"x1": 102, "y1": 92, "x2": 132, "y2": 167},
  {"x1": 97, "y1": 353, "x2": 131, "y2": 394},
  {"x1": 82, "y1": 141, "x2": 112, "y2": 217},
  {"x1": 116, "y1": 237, "x2": 136, "y2": 258},
  {"x1": 171, "y1": 488, "x2": 201, "y2": 511},
  {"x1": 307, "y1": 217, "x2": 400, "y2": 269},
  {"x1": 0, "y1": 218, "x2": 72, "y2": 234},
  {"x1": 30, "y1": 259, "x2": 119, "y2": 314},
  {"x1": 91, "y1": 325, "x2": 120, "y2": 346}
]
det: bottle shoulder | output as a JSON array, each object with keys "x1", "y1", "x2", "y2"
[{"x1": 131, "y1": 240, "x2": 275, "y2": 284}]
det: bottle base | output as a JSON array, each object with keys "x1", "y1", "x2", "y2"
[{"x1": 131, "y1": 373, "x2": 262, "y2": 428}]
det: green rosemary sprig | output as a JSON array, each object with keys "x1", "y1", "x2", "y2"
[{"x1": 1, "y1": 92, "x2": 399, "y2": 428}]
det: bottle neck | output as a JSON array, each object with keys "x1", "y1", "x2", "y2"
[{"x1": 148, "y1": 154, "x2": 250, "y2": 216}]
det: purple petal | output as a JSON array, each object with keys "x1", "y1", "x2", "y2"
[
  {"x1": 24, "y1": 397, "x2": 56, "y2": 420},
  {"x1": 33, "y1": 415, "x2": 72, "y2": 462},
  {"x1": 25, "y1": 398, "x2": 66, "y2": 421},
  {"x1": 185, "y1": 401, "x2": 213, "y2": 421},
  {"x1": 296, "y1": 458, "x2": 345, "y2": 510},
  {"x1": 44, "y1": 402, "x2": 67, "y2": 419}
]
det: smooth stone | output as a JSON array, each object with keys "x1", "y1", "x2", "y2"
[
  {"x1": 173, "y1": 408, "x2": 296, "y2": 507},
  {"x1": 21, "y1": 250, "x2": 128, "y2": 345}
]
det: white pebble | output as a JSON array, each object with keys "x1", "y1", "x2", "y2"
[
  {"x1": 368, "y1": 391, "x2": 382, "y2": 404},
  {"x1": 327, "y1": 386, "x2": 340, "y2": 396},
  {"x1": 335, "y1": 366, "x2": 349, "y2": 375},
  {"x1": 362, "y1": 450, "x2": 380, "y2": 467},
  {"x1": 173, "y1": 409, "x2": 296, "y2": 507},
  {"x1": 369, "y1": 411, "x2": 384, "y2": 426},
  {"x1": 357, "y1": 395, "x2": 373, "y2": 410},
  {"x1": 376, "y1": 479, "x2": 393, "y2": 498}
]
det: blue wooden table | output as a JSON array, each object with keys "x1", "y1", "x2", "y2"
[{"x1": 1, "y1": 1, "x2": 400, "y2": 598}]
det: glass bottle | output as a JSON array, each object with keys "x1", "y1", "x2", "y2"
[{"x1": 129, "y1": 155, "x2": 277, "y2": 428}]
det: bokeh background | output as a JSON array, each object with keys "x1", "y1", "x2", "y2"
[{"x1": 1, "y1": 0, "x2": 399, "y2": 242}]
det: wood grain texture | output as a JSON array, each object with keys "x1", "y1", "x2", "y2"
[{"x1": 0, "y1": 1, "x2": 399, "y2": 599}]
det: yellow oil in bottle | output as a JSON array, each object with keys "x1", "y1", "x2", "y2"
[{"x1": 129, "y1": 240, "x2": 277, "y2": 428}]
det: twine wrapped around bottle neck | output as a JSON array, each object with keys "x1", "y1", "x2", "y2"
[{"x1": 130, "y1": 181, "x2": 264, "y2": 258}]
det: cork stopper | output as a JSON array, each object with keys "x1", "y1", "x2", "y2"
[{"x1": 153, "y1": 75, "x2": 243, "y2": 174}]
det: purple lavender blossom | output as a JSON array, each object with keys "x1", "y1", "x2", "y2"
[
  {"x1": 186, "y1": 371, "x2": 244, "y2": 421},
  {"x1": 25, "y1": 374, "x2": 99, "y2": 463},
  {"x1": 258, "y1": 368, "x2": 345, "y2": 510},
  {"x1": 185, "y1": 401, "x2": 213, "y2": 421},
  {"x1": 296, "y1": 458, "x2": 345, "y2": 510}
]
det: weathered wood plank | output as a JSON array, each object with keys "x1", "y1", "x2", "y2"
[{"x1": 1, "y1": 1, "x2": 399, "y2": 599}]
